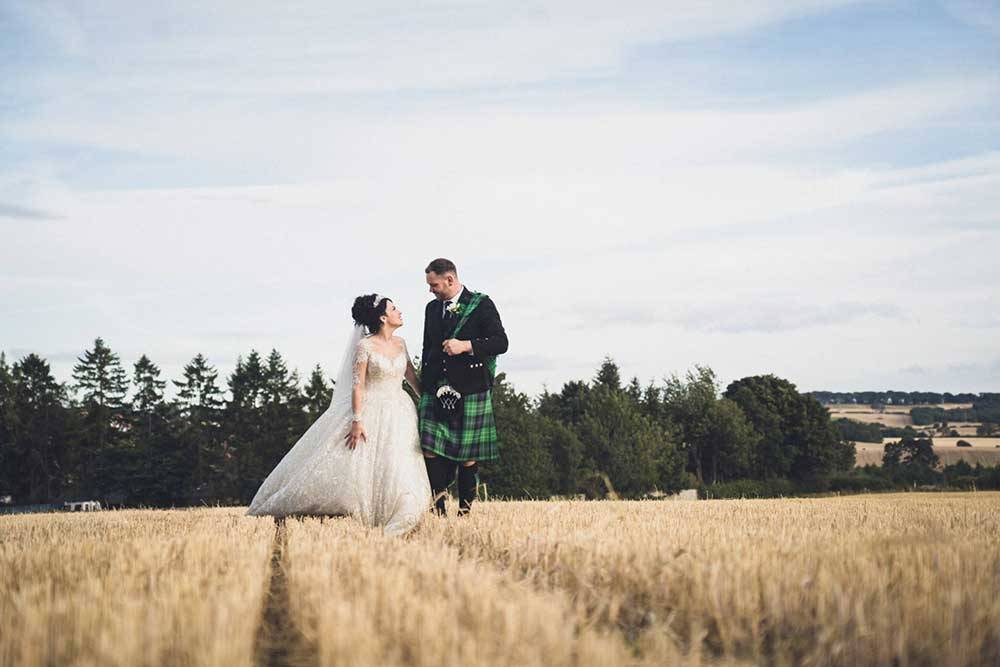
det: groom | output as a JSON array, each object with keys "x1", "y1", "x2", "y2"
[{"x1": 419, "y1": 258, "x2": 508, "y2": 516}]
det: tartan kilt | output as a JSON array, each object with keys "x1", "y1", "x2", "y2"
[{"x1": 418, "y1": 386, "x2": 499, "y2": 462}]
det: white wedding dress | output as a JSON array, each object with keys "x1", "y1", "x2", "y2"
[{"x1": 247, "y1": 330, "x2": 431, "y2": 536}]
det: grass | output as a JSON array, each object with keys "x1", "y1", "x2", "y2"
[
  {"x1": 3, "y1": 493, "x2": 999, "y2": 666},
  {"x1": 0, "y1": 508, "x2": 271, "y2": 667}
]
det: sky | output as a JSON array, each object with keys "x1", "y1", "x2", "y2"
[{"x1": 1, "y1": 0, "x2": 998, "y2": 399}]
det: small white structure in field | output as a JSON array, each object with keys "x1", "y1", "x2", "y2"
[
  {"x1": 672, "y1": 489, "x2": 698, "y2": 500},
  {"x1": 64, "y1": 500, "x2": 101, "y2": 512}
]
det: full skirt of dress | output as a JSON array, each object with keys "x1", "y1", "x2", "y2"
[{"x1": 246, "y1": 385, "x2": 431, "y2": 536}]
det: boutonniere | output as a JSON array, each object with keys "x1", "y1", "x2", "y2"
[{"x1": 446, "y1": 302, "x2": 462, "y2": 315}]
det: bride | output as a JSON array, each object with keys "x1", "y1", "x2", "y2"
[{"x1": 246, "y1": 294, "x2": 431, "y2": 536}]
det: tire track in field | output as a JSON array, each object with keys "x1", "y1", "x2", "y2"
[
  {"x1": 414, "y1": 517, "x2": 673, "y2": 653},
  {"x1": 281, "y1": 516, "x2": 645, "y2": 665},
  {"x1": 254, "y1": 518, "x2": 317, "y2": 667}
]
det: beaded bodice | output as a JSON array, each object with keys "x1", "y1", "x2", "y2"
[{"x1": 354, "y1": 337, "x2": 408, "y2": 396}]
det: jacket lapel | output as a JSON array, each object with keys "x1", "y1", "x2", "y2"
[
  {"x1": 430, "y1": 300, "x2": 445, "y2": 342},
  {"x1": 443, "y1": 287, "x2": 471, "y2": 338}
]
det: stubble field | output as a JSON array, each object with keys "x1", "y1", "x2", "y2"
[
  {"x1": 2, "y1": 493, "x2": 999, "y2": 667},
  {"x1": 827, "y1": 403, "x2": 978, "y2": 433},
  {"x1": 854, "y1": 438, "x2": 1000, "y2": 466},
  {"x1": 825, "y1": 403, "x2": 1000, "y2": 466}
]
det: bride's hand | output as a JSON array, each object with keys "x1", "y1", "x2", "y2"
[{"x1": 345, "y1": 422, "x2": 367, "y2": 450}]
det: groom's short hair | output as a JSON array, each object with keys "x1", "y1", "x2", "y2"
[{"x1": 425, "y1": 258, "x2": 457, "y2": 276}]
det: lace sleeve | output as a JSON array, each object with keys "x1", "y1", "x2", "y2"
[{"x1": 352, "y1": 338, "x2": 370, "y2": 386}]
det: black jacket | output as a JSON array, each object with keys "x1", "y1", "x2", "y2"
[{"x1": 421, "y1": 287, "x2": 508, "y2": 394}]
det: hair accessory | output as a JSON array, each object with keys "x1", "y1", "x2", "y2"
[{"x1": 371, "y1": 294, "x2": 383, "y2": 307}]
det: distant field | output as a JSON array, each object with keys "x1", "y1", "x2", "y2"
[
  {"x1": 828, "y1": 403, "x2": 978, "y2": 430},
  {"x1": 834, "y1": 411, "x2": 913, "y2": 427},
  {"x1": 946, "y1": 422, "x2": 984, "y2": 436},
  {"x1": 854, "y1": 438, "x2": 1000, "y2": 466},
  {"x1": 827, "y1": 402, "x2": 974, "y2": 413},
  {"x1": 829, "y1": 402, "x2": 993, "y2": 463}
]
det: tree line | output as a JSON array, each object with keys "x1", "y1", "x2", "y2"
[
  {"x1": 808, "y1": 390, "x2": 996, "y2": 405},
  {"x1": 908, "y1": 401, "x2": 1000, "y2": 430},
  {"x1": 3, "y1": 338, "x2": 860, "y2": 506}
]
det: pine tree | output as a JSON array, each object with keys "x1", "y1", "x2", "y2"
[
  {"x1": 303, "y1": 364, "x2": 333, "y2": 421},
  {"x1": 235, "y1": 351, "x2": 266, "y2": 409},
  {"x1": 259, "y1": 350, "x2": 307, "y2": 488},
  {"x1": 173, "y1": 354, "x2": 224, "y2": 501},
  {"x1": 538, "y1": 380, "x2": 591, "y2": 426},
  {"x1": 132, "y1": 354, "x2": 166, "y2": 440},
  {"x1": 641, "y1": 382, "x2": 664, "y2": 421},
  {"x1": 73, "y1": 338, "x2": 129, "y2": 411},
  {"x1": 73, "y1": 338, "x2": 130, "y2": 441},
  {"x1": 264, "y1": 349, "x2": 299, "y2": 404},
  {"x1": 224, "y1": 351, "x2": 267, "y2": 501},
  {"x1": 126, "y1": 354, "x2": 185, "y2": 505},
  {"x1": 72, "y1": 338, "x2": 131, "y2": 494},
  {"x1": 625, "y1": 377, "x2": 643, "y2": 404},
  {"x1": 0, "y1": 352, "x2": 13, "y2": 497},
  {"x1": 0, "y1": 352, "x2": 10, "y2": 400},
  {"x1": 9, "y1": 354, "x2": 72, "y2": 503},
  {"x1": 594, "y1": 357, "x2": 622, "y2": 391},
  {"x1": 174, "y1": 354, "x2": 224, "y2": 415}
]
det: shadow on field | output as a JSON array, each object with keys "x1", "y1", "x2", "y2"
[{"x1": 254, "y1": 517, "x2": 317, "y2": 667}]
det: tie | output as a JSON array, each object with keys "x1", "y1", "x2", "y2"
[{"x1": 443, "y1": 300, "x2": 452, "y2": 320}]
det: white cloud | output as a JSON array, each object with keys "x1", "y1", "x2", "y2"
[
  {"x1": 7, "y1": 76, "x2": 996, "y2": 179},
  {"x1": 0, "y1": 202, "x2": 62, "y2": 220},
  {"x1": 940, "y1": 0, "x2": 1000, "y2": 37},
  {"x1": 7, "y1": 1, "x2": 867, "y2": 95},
  {"x1": 4, "y1": 146, "x2": 997, "y2": 395},
  {"x1": 2, "y1": 0, "x2": 998, "y2": 396}
]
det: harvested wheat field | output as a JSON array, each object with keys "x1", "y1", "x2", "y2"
[
  {"x1": 854, "y1": 438, "x2": 1000, "y2": 466},
  {"x1": 826, "y1": 403, "x2": 973, "y2": 414},
  {"x1": 830, "y1": 410, "x2": 914, "y2": 427},
  {"x1": 827, "y1": 403, "x2": 978, "y2": 430},
  {"x1": 947, "y1": 422, "x2": 984, "y2": 436},
  {"x1": 3, "y1": 494, "x2": 1000, "y2": 667},
  {"x1": 0, "y1": 508, "x2": 273, "y2": 667}
]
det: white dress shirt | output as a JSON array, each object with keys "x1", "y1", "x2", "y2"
[{"x1": 442, "y1": 287, "x2": 466, "y2": 319}]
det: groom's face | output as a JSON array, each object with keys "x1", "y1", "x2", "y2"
[{"x1": 425, "y1": 271, "x2": 457, "y2": 300}]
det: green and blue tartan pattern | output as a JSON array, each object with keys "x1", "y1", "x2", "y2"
[{"x1": 418, "y1": 384, "x2": 499, "y2": 462}]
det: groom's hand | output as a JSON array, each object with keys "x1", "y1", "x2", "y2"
[{"x1": 443, "y1": 339, "x2": 473, "y2": 356}]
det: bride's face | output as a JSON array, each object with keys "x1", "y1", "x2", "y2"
[{"x1": 382, "y1": 301, "x2": 403, "y2": 329}]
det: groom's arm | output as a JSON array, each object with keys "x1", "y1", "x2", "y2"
[{"x1": 470, "y1": 297, "x2": 508, "y2": 357}]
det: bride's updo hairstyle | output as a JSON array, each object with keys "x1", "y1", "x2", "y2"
[{"x1": 352, "y1": 294, "x2": 391, "y2": 334}]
